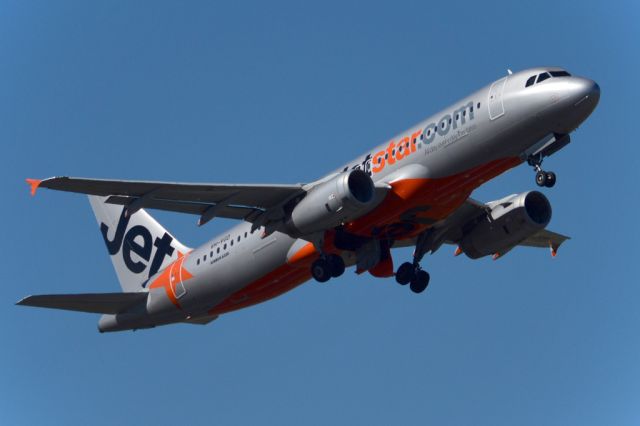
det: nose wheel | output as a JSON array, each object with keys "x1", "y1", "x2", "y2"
[
  {"x1": 529, "y1": 154, "x2": 556, "y2": 188},
  {"x1": 395, "y1": 262, "x2": 430, "y2": 293},
  {"x1": 535, "y1": 170, "x2": 556, "y2": 188}
]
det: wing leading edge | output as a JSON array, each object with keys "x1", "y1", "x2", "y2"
[{"x1": 29, "y1": 176, "x2": 306, "y2": 226}]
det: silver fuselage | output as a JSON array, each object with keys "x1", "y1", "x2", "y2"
[{"x1": 99, "y1": 67, "x2": 599, "y2": 331}]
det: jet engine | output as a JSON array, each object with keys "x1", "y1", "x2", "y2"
[
  {"x1": 459, "y1": 191, "x2": 552, "y2": 259},
  {"x1": 284, "y1": 170, "x2": 377, "y2": 236}
]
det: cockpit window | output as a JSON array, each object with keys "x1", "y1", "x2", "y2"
[
  {"x1": 526, "y1": 70, "x2": 571, "y2": 88},
  {"x1": 525, "y1": 75, "x2": 536, "y2": 87},
  {"x1": 537, "y1": 72, "x2": 551, "y2": 83}
]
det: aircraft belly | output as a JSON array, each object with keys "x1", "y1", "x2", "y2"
[
  {"x1": 178, "y1": 230, "x2": 300, "y2": 316},
  {"x1": 347, "y1": 156, "x2": 521, "y2": 239}
]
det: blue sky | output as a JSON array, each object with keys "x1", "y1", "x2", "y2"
[{"x1": 2, "y1": 1, "x2": 639, "y2": 425}]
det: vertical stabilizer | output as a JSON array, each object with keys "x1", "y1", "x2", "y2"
[{"x1": 88, "y1": 196, "x2": 190, "y2": 292}]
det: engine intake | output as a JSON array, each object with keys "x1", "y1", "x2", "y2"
[
  {"x1": 459, "y1": 191, "x2": 552, "y2": 259},
  {"x1": 284, "y1": 170, "x2": 377, "y2": 236}
]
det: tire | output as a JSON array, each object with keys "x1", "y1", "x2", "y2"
[
  {"x1": 545, "y1": 172, "x2": 556, "y2": 188},
  {"x1": 535, "y1": 170, "x2": 547, "y2": 187},
  {"x1": 395, "y1": 262, "x2": 415, "y2": 285},
  {"x1": 327, "y1": 254, "x2": 345, "y2": 278},
  {"x1": 410, "y1": 270, "x2": 430, "y2": 293},
  {"x1": 311, "y1": 259, "x2": 331, "y2": 283}
]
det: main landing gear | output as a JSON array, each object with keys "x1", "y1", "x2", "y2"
[
  {"x1": 311, "y1": 254, "x2": 345, "y2": 283},
  {"x1": 395, "y1": 262, "x2": 430, "y2": 293},
  {"x1": 395, "y1": 229, "x2": 434, "y2": 294},
  {"x1": 528, "y1": 154, "x2": 556, "y2": 188}
]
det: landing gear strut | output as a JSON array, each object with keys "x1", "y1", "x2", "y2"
[
  {"x1": 311, "y1": 254, "x2": 345, "y2": 283},
  {"x1": 528, "y1": 154, "x2": 556, "y2": 188}
]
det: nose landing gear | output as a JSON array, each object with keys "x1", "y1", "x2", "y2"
[{"x1": 529, "y1": 154, "x2": 556, "y2": 188}]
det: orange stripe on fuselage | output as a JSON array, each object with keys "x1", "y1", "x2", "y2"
[
  {"x1": 346, "y1": 157, "x2": 521, "y2": 239},
  {"x1": 286, "y1": 242, "x2": 318, "y2": 267},
  {"x1": 210, "y1": 263, "x2": 311, "y2": 315}
]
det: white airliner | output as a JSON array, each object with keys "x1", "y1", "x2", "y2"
[{"x1": 20, "y1": 67, "x2": 600, "y2": 332}]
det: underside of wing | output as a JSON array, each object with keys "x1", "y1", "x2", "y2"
[
  {"x1": 392, "y1": 194, "x2": 569, "y2": 258},
  {"x1": 519, "y1": 229, "x2": 570, "y2": 256}
]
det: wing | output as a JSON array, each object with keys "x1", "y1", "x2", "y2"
[
  {"x1": 518, "y1": 228, "x2": 569, "y2": 257},
  {"x1": 16, "y1": 292, "x2": 148, "y2": 314},
  {"x1": 29, "y1": 176, "x2": 305, "y2": 226},
  {"x1": 392, "y1": 197, "x2": 569, "y2": 257}
]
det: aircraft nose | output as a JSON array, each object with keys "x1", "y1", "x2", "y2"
[{"x1": 573, "y1": 78, "x2": 600, "y2": 110}]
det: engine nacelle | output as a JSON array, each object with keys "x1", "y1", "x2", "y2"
[
  {"x1": 459, "y1": 191, "x2": 552, "y2": 259},
  {"x1": 284, "y1": 170, "x2": 377, "y2": 236}
]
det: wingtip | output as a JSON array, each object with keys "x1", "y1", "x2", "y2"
[
  {"x1": 25, "y1": 178, "x2": 42, "y2": 196},
  {"x1": 16, "y1": 296, "x2": 32, "y2": 306}
]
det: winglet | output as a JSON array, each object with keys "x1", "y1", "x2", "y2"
[
  {"x1": 549, "y1": 240, "x2": 559, "y2": 257},
  {"x1": 454, "y1": 246, "x2": 463, "y2": 256},
  {"x1": 25, "y1": 178, "x2": 42, "y2": 196},
  {"x1": 492, "y1": 253, "x2": 501, "y2": 261}
]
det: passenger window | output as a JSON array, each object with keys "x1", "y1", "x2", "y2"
[
  {"x1": 537, "y1": 72, "x2": 550, "y2": 83},
  {"x1": 244, "y1": 232, "x2": 248, "y2": 238},
  {"x1": 204, "y1": 255, "x2": 207, "y2": 261},
  {"x1": 525, "y1": 75, "x2": 536, "y2": 87},
  {"x1": 210, "y1": 251, "x2": 213, "y2": 257},
  {"x1": 230, "y1": 239, "x2": 233, "y2": 246},
  {"x1": 477, "y1": 102, "x2": 481, "y2": 109},
  {"x1": 197, "y1": 259, "x2": 200, "y2": 265},
  {"x1": 224, "y1": 244, "x2": 227, "y2": 250},
  {"x1": 237, "y1": 236, "x2": 240, "y2": 242}
]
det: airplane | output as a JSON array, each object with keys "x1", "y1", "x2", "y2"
[{"x1": 19, "y1": 67, "x2": 600, "y2": 332}]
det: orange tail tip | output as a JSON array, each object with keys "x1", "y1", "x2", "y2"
[{"x1": 25, "y1": 178, "x2": 42, "y2": 196}]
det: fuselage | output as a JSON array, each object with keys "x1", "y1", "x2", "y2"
[{"x1": 98, "y1": 67, "x2": 600, "y2": 332}]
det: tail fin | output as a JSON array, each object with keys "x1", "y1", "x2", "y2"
[{"x1": 88, "y1": 196, "x2": 191, "y2": 292}]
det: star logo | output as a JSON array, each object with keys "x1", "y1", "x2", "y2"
[{"x1": 149, "y1": 251, "x2": 194, "y2": 310}]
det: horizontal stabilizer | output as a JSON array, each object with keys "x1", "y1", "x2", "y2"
[{"x1": 16, "y1": 292, "x2": 147, "y2": 314}]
